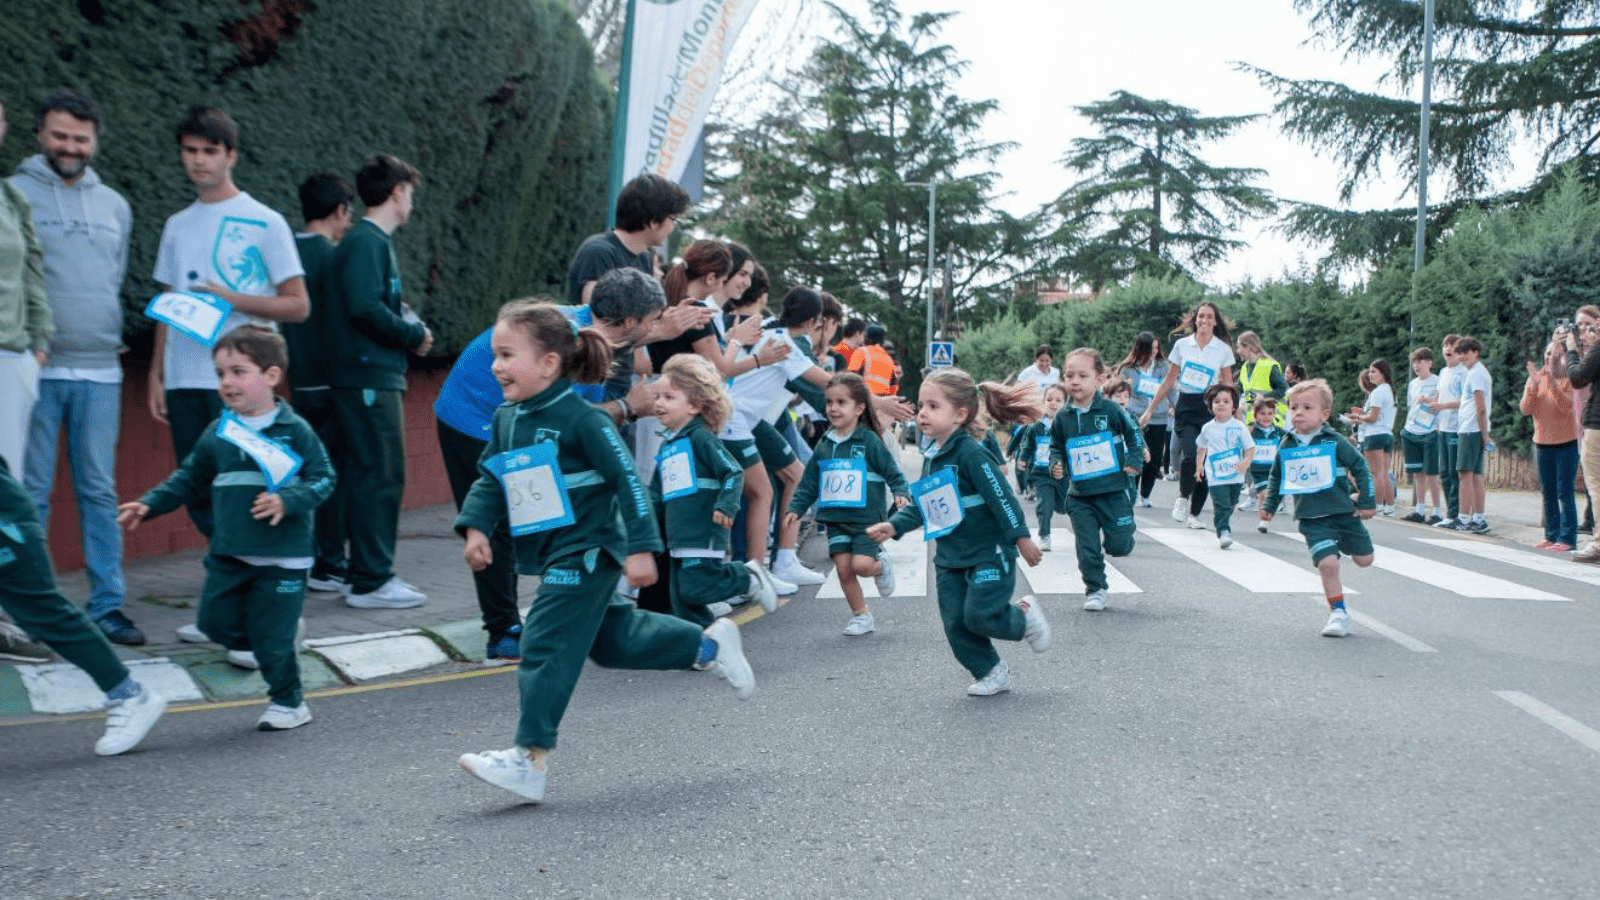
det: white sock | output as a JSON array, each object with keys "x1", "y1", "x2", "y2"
[
  {"x1": 776, "y1": 548, "x2": 799, "y2": 567},
  {"x1": 1415, "y1": 504, "x2": 1426, "y2": 514}
]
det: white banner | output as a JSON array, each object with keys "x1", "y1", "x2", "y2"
[{"x1": 620, "y1": 0, "x2": 756, "y2": 185}]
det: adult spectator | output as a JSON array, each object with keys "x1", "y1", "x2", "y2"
[
  {"x1": 1235, "y1": 330, "x2": 1288, "y2": 426},
  {"x1": 567, "y1": 173, "x2": 688, "y2": 304},
  {"x1": 323, "y1": 154, "x2": 432, "y2": 608},
  {"x1": 1522, "y1": 339, "x2": 1579, "y2": 551},
  {"x1": 1562, "y1": 307, "x2": 1600, "y2": 562},
  {"x1": 282, "y1": 172, "x2": 354, "y2": 594},
  {"x1": 0, "y1": 98, "x2": 52, "y2": 478},
  {"x1": 1140, "y1": 301, "x2": 1236, "y2": 529},
  {"x1": 831, "y1": 317, "x2": 864, "y2": 372},
  {"x1": 1114, "y1": 331, "x2": 1173, "y2": 507},
  {"x1": 1014, "y1": 344, "x2": 1061, "y2": 398},
  {"x1": 10, "y1": 89, "x2": 132, "y2": 643},
  {"x1": 1566, "y1": 307, "x2": 1599, "y2": 537},
  {"x1": 848, "y1": 324, "x2": 897, "y2": 396}
]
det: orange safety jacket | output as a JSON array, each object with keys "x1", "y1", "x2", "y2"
[{"x1": 849, "y1": 345, "x2": 897, "y2": 395}]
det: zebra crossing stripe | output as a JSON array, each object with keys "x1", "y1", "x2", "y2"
[
  {"x1": 1416, "y1": 538, "x2": 1600, "y2": 590},
  {"x1": 1273, "y1": 533, "x2": 1569, "y2": 601},
  {"x1": 817, "y1": 531, "x2": 930, "y2": 599},
  {"x1": 1021, "y1": 528, "x2": 1141, "y2": 596},
  {"x1": 1495, "y1": 691, "x2": 1600, "y2": 755},
  {"x1": 1141, "y1": 527, "x2": 1340, "y2": 594}
]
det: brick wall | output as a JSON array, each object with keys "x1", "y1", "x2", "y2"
[{"x1": 43, "y1": 356, "x2": 453, "y2": 572}]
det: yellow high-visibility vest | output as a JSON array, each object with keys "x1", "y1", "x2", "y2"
[{"x1": 1241, "y1": 358, "x2": 1286, "y2": 427}]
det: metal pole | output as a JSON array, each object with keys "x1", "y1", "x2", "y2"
[
  {"x1": 926, "y1": 180, "x2": 937, "y2": 349},
  {"x1": 1411, "y1": 0, "x2": 1435, "y2": 343}
]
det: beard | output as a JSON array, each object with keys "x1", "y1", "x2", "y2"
[{"x1": 48, "y1": 152, "x2": 89, "y2": 180}]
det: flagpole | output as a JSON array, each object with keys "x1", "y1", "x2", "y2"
[{"x1": 606, "y1": 0, "x2": 640, "y2": 229}]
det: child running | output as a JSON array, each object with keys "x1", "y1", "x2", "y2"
[
  {"x1": 652, "y1": 354, "x2": 778, "y2": 627},
  {"x1": 1100, "y1": 376, "x2": 1142, "y2": 505},
  {"x1": 118, "y1": 326, "x2": 334, "y2": 731},
  {"x1": 456, "y1": 300, "x2": 754, "y2": 803},
  {"x1": 867, "y1": 369, "x2": 1048, "y2": 696},
  {"x1": 1261, "y1": 379, "x2": 1377, "y2": 638},
  {"x1": 1247, "y1": 396, "x2": 1284, "y2": 529},
  {"x1": 784, "y1": 372, "x2": 910, "y2": 636},
  {"x1": 1047, "y1": 349, "x2": 1145, "y2": 611},
  {"x1": 1010, "y1": 384, "x2": 1066, "y2": 550},
  {"x1": 1194, "y1": 383, "x2": 1253, "y2": 548}
]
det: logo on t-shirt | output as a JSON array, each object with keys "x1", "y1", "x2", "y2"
[{"x1": 212, "y1": 216, "x2": 272, "y2": 292}]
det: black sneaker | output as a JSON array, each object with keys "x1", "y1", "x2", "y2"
[
  {"x1": 1424, "y1": 515, "x2": 1443, "y2": 525},
  {"x1": 96, "y1": 610, "x2": 147, "y2": 646},
  {"x1": 1401, "y1": 512, "x2": 1426, "y2": 523}
]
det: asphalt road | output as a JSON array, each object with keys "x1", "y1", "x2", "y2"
[{"x1": 6, "y1": 494, "x2": 1600, "y2": 900}]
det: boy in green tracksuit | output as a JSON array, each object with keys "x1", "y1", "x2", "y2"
[
  {"x1": 1013, "y1": 385, "x2": 1067, "y2": 550},
  {"x1": 1261, "y1": 379, "x2": 1376, "y2": 638},
  {"x1": 1048, "y1": 349, "x2": 1145, "y2": 612},
  {"x1": 322, "y1": 154, "x2": 431, "y2": 607},
  {"x1": 119, "y1": 326, "x2": 334, "y2": 731},
  {"x1": 650, "y1": 355, "x2": 777, "y2": 627}
]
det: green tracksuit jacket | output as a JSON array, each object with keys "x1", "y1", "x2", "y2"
[
  {"x1": 325, "y1": 219, "x2": 426, "y2": 391},
  {"x1": 1048, "y1": 395, "x2": 1146, "y2": 497},
  {"x1": 886, "y1": 429, "x2": 1030, "y2": 567},
  {"x1": 650, "y1": 416, "x2": 743, "y2": 553},
  {"x1": 788, "y1": 425, "x2": 910, "y2": 525},
  {"x1": 1262, "y1": 424, "x2": 1376, "y2": 519}
]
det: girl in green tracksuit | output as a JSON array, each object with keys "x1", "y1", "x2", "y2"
[
  {"x1": 785, "y1": 372, "x2": 911, "y2": 636},
  {"x1": 1010, "y1": 385, "x2": 1067, "y2": 550},
  {"x1": 455, "y1": 301, "x2": 756, "y2": 804},
  {"x1": 867, "y1": 369, "x2": 1050, "y2": 697},
  {"x1": 1047, "y1": 349, "x2": 1145, "y2": 613}
]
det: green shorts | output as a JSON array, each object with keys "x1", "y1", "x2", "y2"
[
  {"x1": 1300, "y1": 514, "x2": 1374, "y2": 566},
  {"x1": 825, "y1": 522, "x2": 883, "y2": 558},
  {"x1": 1401, "y1": 431, "x2": 1434, "y2": 473},
  {"x1": 720, "y1": 437, "x2": 761, "y2": 468},
  {"x1": 753, "y1": 419, "x2": 797, "y2": 470},
  {"x1": 1456, "y1": 431, "x2": 1485, "y2": 474},
  {"x1": 1360, "y1": 433, "x2": 1394, "y2": 453}
]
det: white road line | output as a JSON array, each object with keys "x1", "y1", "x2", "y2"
[
  {"x1": 1417, "y1": 538, "x2": 1600, "y2": 590},
  {"x1": 1142, "y1": 526, "x2": 1340, "y2": 594},
  {"x1": 1495, "y1": 691, "x2": 1600, "y2": 756},
  {"x1": 1347, "y1": 610, "x2": 1438, "y2": 652},
  {"x1": 1273, "y1": 532, "x2": 1568, "y2": 601},
  {"x1": 1021, "y1": 528, "x2": 1141, "y2": 596},
  {"x1": 817, "y1": 531, "x2": 930, "y2": 599}
]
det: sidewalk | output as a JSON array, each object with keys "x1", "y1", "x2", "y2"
[{"x1": 0, "y1": 487, "x2": 1571, "y2": 717}]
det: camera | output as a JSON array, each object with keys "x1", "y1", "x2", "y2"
[{"x1": 1556, "y1": 318, "x2": 1573, "y2": 333}]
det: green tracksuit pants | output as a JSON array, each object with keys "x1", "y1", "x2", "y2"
[
  {"x1": 0, "y1": 464, "x2": 130, "y2": 692},
  {"x1": 330, "y1": 387, "x2": 405, "y2": 593},
  {"x1": 1065, "y1": 490, "x2": 1137, "y2": 595},
  {"x1": 1209, "y1": 483, "x2": 1242, "y2": 534},
  {"x1": 934, "y1": 557, "x2": 1027, "y2": 679},
  {"x1": 1033, "y1": 472, "x2": 1065, "y2": 538},
  {"x1": 516, "y1": 551, "x2": 703, "y2": 750},
  {"x1": 200, "y1": 555, "x2": 306, "y2": 707},
  {"x1": 669, "y1": 556, "x2": 752, "y2": 628}
]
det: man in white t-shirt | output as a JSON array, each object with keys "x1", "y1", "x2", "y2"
[
  {"x1": 149, "y1": 107, "x2": 306, "y2": 542},
  {"x1": 1014, "y1": 344, "x2": 1061, "y2": 397}
]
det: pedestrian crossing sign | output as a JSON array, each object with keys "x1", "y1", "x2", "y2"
[{"x1": 927, "y1": 341, "x2": 954, "y2": 368}]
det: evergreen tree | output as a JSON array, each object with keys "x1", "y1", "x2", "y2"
[{"x1": 1051, "y1": 91, "x2": 1277, "y2": 291}]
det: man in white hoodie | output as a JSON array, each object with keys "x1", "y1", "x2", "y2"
[{"x1": 8, "y1": 88, "x2": 141, "y2": 646}]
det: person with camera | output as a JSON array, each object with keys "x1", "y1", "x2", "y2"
[{"x1": 1559, "y1": 306, "x2": 1600, "y2": 562}]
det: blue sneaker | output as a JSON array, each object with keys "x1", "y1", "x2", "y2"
[
  {"x1": 96, "y1": 610, "x2": 146, "y2": 646},
  {"x1": 485, "y1": 625, "x2": 522, "y2": 665}
]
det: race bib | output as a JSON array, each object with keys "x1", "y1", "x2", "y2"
[
  {"x1": 1412, "y1": 405, "x2": 1437, "y2": 431},
  {"x1": 216, "y1": 412, "x2": 302, "y2": 492},
  {"x1": 486, "y1": 442, "x2": 576, "y2": 536},
  {"x1": 1279, "y1": 443, "x2": 1336, "y2": 495},
  {"x1": 1252, "y1": 439, "x2": 1279, "y2": 466},
  {"x1": 1178, "y1": 360, "x2": 1216, "y2": 392},
  {"x1": 1066, "y1": 432, "x2": 1119, "y2": 482},
  {"x1": 911, "y1": 467, "x2": 964, "y2": 539},
  {"x1": 1135, "y1": 374, "x2": 1160, "y2": 399},
  {"x1": 145, "y1": 290, "x2": 233, "y2": 348},
  {"x1": 1032, "y1": 436, "x2": 1052, "y2": 469},
  {"x1": 1206, "y1": 447, "x2": 1243, "y2": 484},
  {"x1": 655, "y1": 439, "x2": 697, "y2": 501},
  {"x1": 818, "y1": 457, "x2": 868, "y2": 509}
]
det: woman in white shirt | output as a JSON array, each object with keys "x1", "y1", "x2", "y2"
[
  {"x1": 1140, "y1": 302, "x2": 1236, "y2": 528},
  {"x1": 1348, "y1": 358, "x2": 1398, "y2": 514}
]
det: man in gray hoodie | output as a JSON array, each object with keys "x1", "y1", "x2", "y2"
[{"x1": 8, "y1": 88, "x2": 141, "y2": 646}]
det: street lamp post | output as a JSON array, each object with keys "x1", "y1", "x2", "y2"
[
  {"x1": 905, "y1": 180, "x2": 938, "y2": 354},
  {"x1": 1411, "y1": 0, "x2": 1436, "y2": 343}
]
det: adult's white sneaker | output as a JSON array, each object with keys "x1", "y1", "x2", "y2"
[
  {"x1": 703, "y1": 618, "x2": 754, "y2": 699},
  {"x1": 305, "y1": 574, "x2": 345, "y2": 594},
  {"x1": 1321, "y1": 610, "x2": 1351, "y2": 638},
  {"x1": 742, "y1": 561, "x2": 779, "y2": 613},
  {"x1": 257, "y1": 702, "x2": 312, "y2": 731},
  {"x1": 842, "y1": 612, "x2": 875, "y2": 636},
  {"x1": 95, "y1": 686, "x2": 167, "y2": 756},
  {"x1": 459, "y1": 747, "x2": 547, "y2": 802},
  {"x1": 771, "y1": 558, "x2": 825, "y2": 586},
  {"x1": 1187, "y1": 515, "x2": 1207, "y2": 530},
  {"x1": 344, "y1": 576, "x2": 427, "y2": 609},
  {"x1": 966, "y1": 661, "x2": 1011, "y2": 696},
  {"x1": 763, "y1": 565, "x2": 799, "y2": 597},
  {"x1": 1172, "y1": 497, "x2": 1187, "y2": 522},
  {"x1": 873, "y1": 554, "x2": 896, "y2": 596}
]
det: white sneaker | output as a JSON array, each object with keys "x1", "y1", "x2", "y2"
[
  {"x1": 95, "y1": 686, "x2": 167, "y2": 756},
  {"x1": 703, "y1": 618, "x2": 754, "y2": 699},
  {"x1": 1138, "y1": 496, "x2": 1152, "y2": 508},
  {"x1": 1431, "y1": 517, "x2": 1458, "y2": 529},
  {"x1": 257, "y1": 702, "x2": 312, "y2": 731},
  {"x1": 344, "y1": 576, "x2": 427, "y2": 609},
  {"x1": 1219, "y1": 531, "x2": 1233, "y2": 549},
  {"x1": 1038, "y1": 535, "x2": 1052, "y2": 552},
  {"x1": 843, "y1": 612, "x2": 875, "y2": 636},
  {"x1": 966, "y1": 661, "x2": 1010, "y2": 696},
  {"x1": 1321, "y1": 610, "x2": 1351, "y2": 638},
  {"x1": 873, "y1": 554, "x2": 896, "y2": 596},
  {"x1": 1187, "y1": 515, "x2": 1206, "y2": 530},
  {"x1": 1013, "y1": 595, "x2": 1050, "y2": 653},
  {"x1": 771, "y1": 558, "x2": 825, "y2": 586},
  {"x1": 1257, "y1": 520, "x2": 1269, "y2": 534},
  {"x1": 1238, "y1": 496, "x2": 1255, "y2": 511},
  {"x1": 305, "y1": 574, "x2": 345, "y2": 593},
  {"x1": 762, "y1": 565, "x2": 799, "y2": 596},
  {"x1": 742, "y1": 561, "x2": 779, "y2": 613},
  {"x1": 226, "y1": 649, "x2": 259, "y2": 670},
  {"x1": 459, "y1": 747, "x2": 547, "y2": 802},
  {"x1": 1083, "y1": 590, "x2": 1107, "y2": 612},
  {"x1": 706, "y1": 601, "x2": 734, "y2": 618},
  {"x1": 1380, "y1": 505, "x2": 1396, "y2": 517},
  {"x1": 1172, "y1": 498, "x2": 1187, "y2": 522},
  {"x1": 176, "y1": 623, "x2": 209, "y2": 643}
]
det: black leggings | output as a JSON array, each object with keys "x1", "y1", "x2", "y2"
[
  {"x1": 1139, "y1": 423, "x2": 1169, "y2": 499},
  {"x1": 1174, "y1": 396, "x2": 1209, "y2": 517}
]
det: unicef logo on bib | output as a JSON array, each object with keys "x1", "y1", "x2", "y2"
[
  {"x1": 487, "y1": 443, "x2": 576, "y2": 536},
  {"x1": 1279, "y1": 443, "x2": 1336, "y2": 495}
]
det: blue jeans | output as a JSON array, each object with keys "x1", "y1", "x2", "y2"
[
  {"x1": 25, "y1": 379, "x2": 127, "y2": 620},
  {"x1": 1536, "y1": 440, "x2": 1579, "y2": 546}
]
